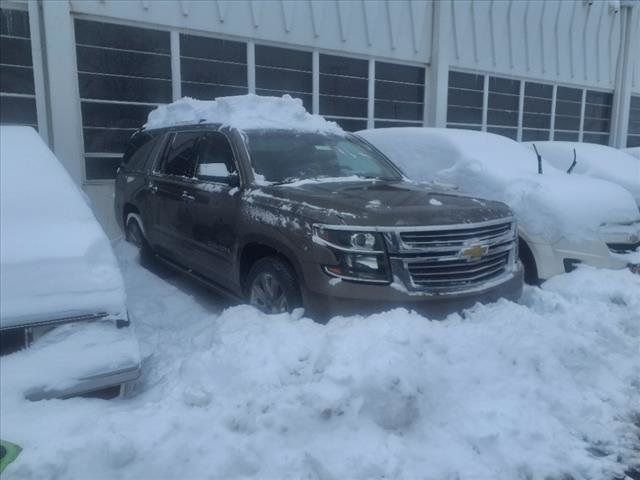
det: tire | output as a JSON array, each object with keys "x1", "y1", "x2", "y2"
[
  {"x1": 518, "y1": 237, "x2": 539, "y2": 286},
  {"x1": 246, "y1": 256, "x2": 302, "y2": 314},
  {"x1": 125, "y1": 214, "x2": 152, "y2": 259}
]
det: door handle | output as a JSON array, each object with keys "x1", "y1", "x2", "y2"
[
  {"x1": 148, "y1": 183, "x2": 158, "y2": 194},
  {"x1": 182, "y1": 191, "x2": 196, "y2": 201}
]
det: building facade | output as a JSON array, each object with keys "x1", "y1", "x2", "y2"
[{"x1": 1, "y1": 0, "x2": 639, "y2": 237}]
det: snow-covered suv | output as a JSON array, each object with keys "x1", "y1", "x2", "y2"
[{"x1": 115, "y1": 95, "x2": 523, "y2": 319}]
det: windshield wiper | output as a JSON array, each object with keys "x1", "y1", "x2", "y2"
[
  {"x1": 531, "y1": 143, "x2": 543, "y2": 174},
  {"x1": 567, "y1": 148, "x2": 577, "y2": 174}
]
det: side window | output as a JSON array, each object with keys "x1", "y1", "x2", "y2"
[
  {"x1": 122, "y1": 132, "x2": 159, "y2": 172},
  {"x1": 160, "y1": 131, "x2": 200, "y2": 177},
  {"x1": 196, "y1": 132, "x2": 237, "y2": 182}
]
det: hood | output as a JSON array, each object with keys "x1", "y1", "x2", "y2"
[{"x1": 248, "y1": 180, "x2": 513, "y2": 227}]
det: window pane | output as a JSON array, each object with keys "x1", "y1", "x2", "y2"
[
  {"x1": 447, "y1": 70, "x2": 483, "y2": 127},
  {"x1": 181, "y1": 57, "x2": 247, "y2": 86},
  {"x1": 78, "y1": 73, "x2": 172, "y2": 103},
  {"x1": 75, "y1": 19, "x2": 169, "y2": 54},
  {"x1": 76, "y1": 45, "x2": 171, "y2": 79},
  {"x1": 182, "y1": 83, "x2": 248, "y2": 100},
  {"x1": 320, "y1": 95, "x2": 367, "y2": 117},
  {"x1": 81, "y1": 101, "x2": 155, "y2": 129},
  {"x1": 522, "y1": 129, "x2": 549, "y2": 141},
  {"x1": 256, "y1": 67, "x2": 311, "y2": 93},
  {"x1": 196, "y1": 132, "x2": 236, "y2": 180},
  {"x1": 320, "y1": 74, "x2": 367, "y2": 98},
  {"x1": 1, "y1": 8, "x2": 30, "y2": 38},
  {"x1": 0, "y1": 36, "x2": 32, "y2": 66},
  {"x1": 448, "y1": 88, "x2": 483, "y2": 108},
  {"x1": 628, "y1": 96, "x2": 640, "y2": 145},
  {"x1": 582, "y1": 133, "x2": 609, "y2": 145},
  {"x1": 375, "y1": 120, "x2": 422, "y2": 128},
  {"x1": 487, "y1": 126, "x2": 517, "y2": 140},
  {"x1": 448, "y1": 71, "x2": 484, "y2": 90},
  {"x1": 180, "y1": 34, "x2": 246, "y2": 63},
  {"x1": 554, "y1": 114, "x2": 581, "y2": 131},
  {"x1": 375, "y1": 80, "x2": 423, "y2": 103},
  {"x1": 556, "y1": 86, "x2": 582, "y2": 102},
  {"x1": 0, "y1": 95, "x2": 37, "y2": 126},
  {"x1": 554, "y1": 131, "x2": 580, "y2": 141},
  {"x1": 447, "y1": 105, "x2": 482, "y2": 124},
  {"x1": 83, "y1": 127, "x2": 136, "y2": 153},
  {"x1": 85, "y1": 156, "x2": 123, "y2": 180},
  {"x1": 320, "y1": 54, "x2": 367, "y2": 78},
  {"x1": 374, "y1": 100, "x2": 422, "y2": 121},
  {"x1": 583, "y1": 89, "x2": 612, "y2": 137},
  {"x1": 523, "y1": 113, "x2": 550, "y2": 129},
  {"x1": 161, "y1": 132, "x2": 200, "y2": 177},
  {"x1": 255, "y1": 45, "x2": 311, "y2": 71},
  {"x1": 375, "y1": 62, "x2": 424, "y2": 84},
  {"x1": 489, "y1": 76, "x2": 520, "y2": 95},
  {"x1": 0, "y1": 64, "x2": 34, "y2": 94}
]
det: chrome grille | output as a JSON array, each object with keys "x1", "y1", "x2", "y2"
[{"x1": 396, "y1": 219, "x2": 517, "y2": 291}]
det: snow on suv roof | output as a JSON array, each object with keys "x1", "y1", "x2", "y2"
[
  {"x1": 0, "y1": 126, "x2": 126, "y2": 327},
  {"x1": 144, "y1": 94, "x2": 344, "y2": 134}
]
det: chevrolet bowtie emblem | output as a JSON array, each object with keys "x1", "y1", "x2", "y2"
[{"x1": 460, "y1": 244, "x2": 489, "y2": 261}]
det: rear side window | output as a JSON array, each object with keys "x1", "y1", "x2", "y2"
[
  {"x1": 195, "y1": 132, "x2": 236, "y2": 182},
  {"x1": 122, "y1": 132, "x2": 159, "y2": 172},
  {"x1": 160, "y1": 131, "x2": 200, "y2": 177}
]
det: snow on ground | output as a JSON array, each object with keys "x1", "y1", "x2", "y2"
[{"x1": 1, "y1": 242, "x2": 639, "y2": 480}]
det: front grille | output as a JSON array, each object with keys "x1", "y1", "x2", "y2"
[{"x1": 397, "y1": 219, "x2": 516, "y2": 291}]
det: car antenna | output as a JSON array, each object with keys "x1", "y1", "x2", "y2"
[
  {"x1": 567, "y1": 148, "x2": 577, "y2": 174},
  {"x1": 532, "y1": 143, "x2": 543, "y2": 174}
]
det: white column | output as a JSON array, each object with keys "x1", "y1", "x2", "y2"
[
  {"x1": 610, "y1": 3, "x2": 639, "y2": 147},
  {"x1": 28, "y1": 0, "x2": 50, "y2": 146},
  {"x1": 40, "y1": 0, "x2": 84, "y2": 184},
  {"x1": 549, "y1": 84, "x2": 557, "y2": 140},
  {"x1": 578, "y1": 88, "x2": 586, "y2": 142},
  {"x1": 517, "y1": 80, "x2": 525, "y2": 142},
  {"x1": 247, "y1": 41, "x2": 255, "y2": 94},
  {"x1": 312, "y1": 50, "x2": 319, "y2": 114},
  {"x1": 170, "y1": 31, "x2": 181, "y2": 100},
  {"x1": 481, "y1": 74, "x2": 489, "y2": 132},
  {"x1": 425, "y1": 0, "x2": 451, "y2": 128},
  {"x1": 367, "y1": 59, "x2": 375, "y2": 128}
]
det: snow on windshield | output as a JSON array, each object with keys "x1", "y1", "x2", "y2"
[
  {"x1": 358, "y1": 128, "x2": 639, "y2": 241},
  {"x1": 0, "y1": 126, "x2": 126, "y2": 327},
  {"x1": 529, "y1": 142, "x2": 640, "y2": 205},
  {"x1": 145, "y1": 94, "x2": 344, "y2": 134}
]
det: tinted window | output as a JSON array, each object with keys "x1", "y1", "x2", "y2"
[
  {"x1": 196, "y1": 132, "x2": 236, "y2": 181},
  {"x1": 374, "y1": 61, "x2": 424, "y2": 124},
  {"x1": 583, "y1": 89, "x2": 612, "y2": 145},
  {"x1": 487, "y1": 76, "x2": 520, "y2": 133},
  {"x1": 447, "y1": 70, "x2": 483, "y2": 129},
  {"x1": 628, "y1": 95, "x2": 640, "y2": 147},
  {"x1": 160, "y1": 132, "x2": 200, "y2": 177},
  {"x1": 245, "y1": 131, "x2": 402, "y2": 184},
  {"x1": 319, "y1": 54, "x2": 368, "y2": 129},
  {"x1": 122, "y1": 132, "x2": 159, "y2": 171}
]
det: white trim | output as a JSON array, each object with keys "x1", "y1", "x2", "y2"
[
  {"x1": 550, "y1": 84, "x2": 557, "y2": 140},
  {"x1": 312, "y1": 50, "x2": 319, "y2": 114},
  {"x1": 481, "y1": 74, "x2": 489, "y2": 132},
  {"x1": 170, "y1": 30, "x2": 181, "y2": 101},
  {"x1": 578, "y1": 87, "x2": 587, "y2": 141},
  {"x1": 517, "y1": 80, "x2": 525, "y2": 141},
  {"x1": 367, "y1": 59, "x2": 375, "y2": 129},
  {"x1": 247, "y1": 40, "x2": 255, "y2": 93}
]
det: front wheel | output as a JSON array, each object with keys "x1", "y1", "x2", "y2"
[{"x1": 246, "y1": 256, "x2": 302, "y2": 314}]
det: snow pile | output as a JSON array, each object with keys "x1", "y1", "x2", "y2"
[
  {"x1": 0, "y1": 126, "x2": 126, "y2": 326},
  {"x1": 625, "y1": 147, "x2": 640, "y2": 161},
  {"x1": 145, "y1": 94, "x2": 343, "y2": 134},
  {"x1": 1, "y1": 243, "x2": 638, "y2": 480},
  {"x1": 358, "y1": 128, "x2": 640, "y2": 241},
  {"x1": 528, "y1": 141, "x2": 640, "y2": 205}
]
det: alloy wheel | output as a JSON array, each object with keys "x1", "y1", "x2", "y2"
[{"x1": 249, "y1": 272, "x2": 289, "y2": 314}]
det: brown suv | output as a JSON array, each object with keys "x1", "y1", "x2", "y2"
[{"x1": 115, "y1": 124, "x2": 523, "y2": 319}]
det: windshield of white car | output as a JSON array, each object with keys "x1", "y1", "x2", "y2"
[{"x1": 244, "y1": 130, "x2": 403, "y2": 184}]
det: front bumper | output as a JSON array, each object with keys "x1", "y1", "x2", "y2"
[
  {"x1": 1, "y1": 320, "x2": 141, "y2": 401},
  {"x1": 302, "y1": 261, "x2": 524, "y2": 320}
]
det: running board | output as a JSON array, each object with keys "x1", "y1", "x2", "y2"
[{"x1": 154, "y1": 253, "x2": 244, "y2": 302}]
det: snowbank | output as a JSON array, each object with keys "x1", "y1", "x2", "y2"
[
  {"x1": 1, "y1": 243, "x2": 638, "y2": 480},
  {"x1": 0, "y1": 126, "x2": 126, "y2": 326},
  {"x1": 528, "y1": 141, "x2": 640, "y2": 205},
  {"x1": 145, "y1": 94, "x2": 343, "y2": 134},
  {"x1": 357, "y1": 128, "x2": 640, "y2": 242},
  {"x1": 624, "y1": 147, "x2": 640, "y2": 161}
]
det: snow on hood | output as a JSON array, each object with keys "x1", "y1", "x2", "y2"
[
  {"x1": 624, "y1": 147, "x2": 640, "y2": 160},
  {"x1": 145, "y1": 94, "x2": 344, "y2": 134},
  {"x1": 527, "y1": 141, "x2": 640, "y2": 206},
  {"x1": 0, "y1": 127, "x2": 126, "y2": 327},
  {"x1": 358, "y1": 128, "x2": 640, "y2": 242}
]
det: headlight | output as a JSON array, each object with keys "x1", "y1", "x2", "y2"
[{"x1": 313, "y1": 226, "x2": 390, "y2": 283}]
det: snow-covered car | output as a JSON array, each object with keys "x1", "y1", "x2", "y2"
[
  {"x1": 625, "y1": 147, "x2": 640, "y2": 160},
  {"x1": 0, "y1": 126, "x2": 141, "y2": 400},
  {"x1": 525, "y1": 141, "x2": 640, "y2": 207},
  {"x1": 357, "y1": 128, "x2": 640, "y2": 283}
]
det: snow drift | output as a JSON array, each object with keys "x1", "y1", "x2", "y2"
[
  {"x1": 145, "y1": 94, "x2": 344, "y2": 134},
  {"x1": 1, "y1": 243, "x2": 638, "y2": 480}
]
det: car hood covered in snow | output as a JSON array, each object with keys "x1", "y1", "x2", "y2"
[
  {"x1": 0, "y1": 127, "x2": 126, "y2": 328},
  {"x1": 250, "y1": 180, "x2": 512, "y2": 228},
  {"x1": 357, "y1": 128, "x2": 640, "y2": 242},
  {"x1": 527, "y1": 141, "x2": 640, "y2": 206}
]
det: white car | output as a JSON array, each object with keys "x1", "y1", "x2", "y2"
[
  {"x1": 0, "y1": 126, "x2": 141, "y2": 400},
  {"x1": 357, "y1": 128, "x2": 640, "y2": 283},
  {"x1": 525, "y1": 141, "x2": 640, "y2": 207}
]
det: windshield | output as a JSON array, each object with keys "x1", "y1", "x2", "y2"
[{"x1": 244, "y1": 130, "x2": 403, "y2": 184}]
